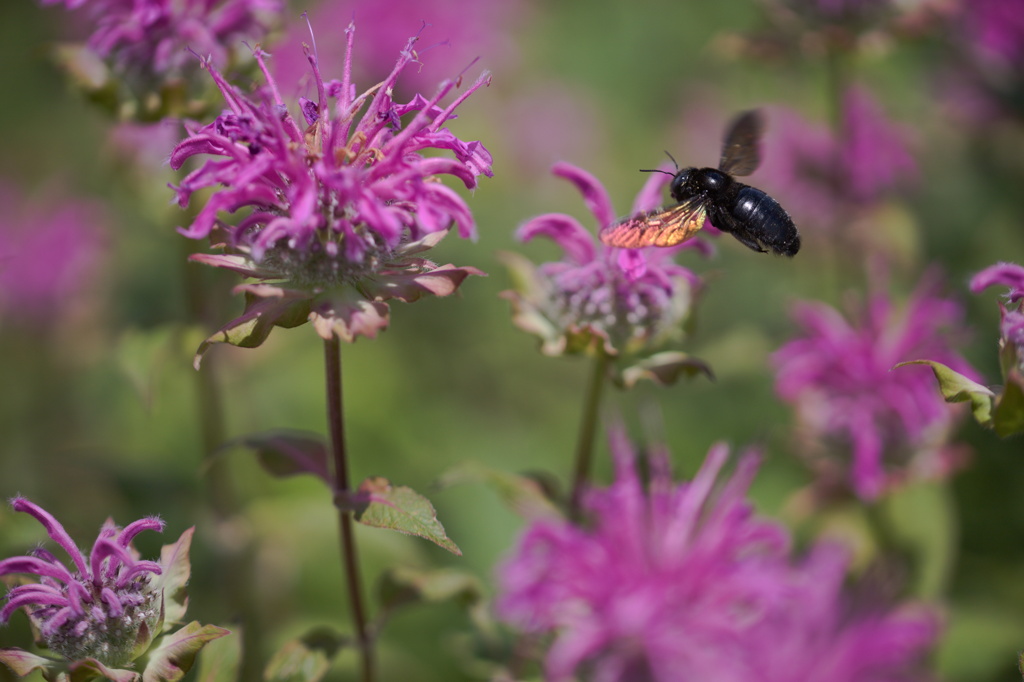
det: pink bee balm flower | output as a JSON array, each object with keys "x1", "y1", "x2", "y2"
[
  {"x1": 39, "y1": 0, "x2": 282, "y2": 76},
  {"x1": 0, "y1": 183, "x2": 106, "y2": 328},
  {"x1": 772, "y1": 279, "x2": 975, "y2": 500},
  {"x1": 761, "y1": 87, "x2": 915, "y2": 229},
  {"x1": 497, "y1": 432, "x2": 940, "y2": 682},
  {"x1": 502, "y1": 162, "x2": 704, "y2": 363},
  {"x1": 170, "y1": 24, "x2": 492, "y2": 363},
  {"x1": 0, "y1": 498, "x2": 165, "y2": 667}
]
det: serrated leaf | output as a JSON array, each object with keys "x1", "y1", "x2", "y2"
[
  {"x1": 435, "y1": 462, "x2": 562, "y2": 520},
  {"x1": 193, "y1": 628, "x2": 240, "y2": 682},
  {"x1": 263, "y1": 627, "x2": 346, "y2": 682},
  {"x1": 353, "y1": 478, "x2": 461, "y2": 555},
  {"x1": 153, "y1": 528, "x2": 195, "y2": 628},
  {"x1": 228, "y1": 431, "x2": 330, "y2": 482},
  {"x1": 895, "y1": 360, "x2": 995, "y2": 426},
  {"x1": 142, "y1": 623, "x2": 230, "y2": 682},
  {"x1": 0, "y1": 648, "x2": 60, "y2": 677},
  {"x1": 68, "y1": 659, "x2": 139, "y2": 682},
  {"x1": 993, "y1": 370, "x2": 1024, "y2": 438},
  {"x1": 617, "y1": 351, "x2": 715, "y2": 388}
]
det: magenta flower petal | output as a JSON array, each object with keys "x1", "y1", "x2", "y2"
[
  {"x1": 517, "y1": 214, "x2": 596, "y2": 266},
  {"x1": 552, "y1": 162, "x2": 616, "y2": 230},
  {"x1": 970, "y1": 261, "x2": 1024, "y2": 302}
]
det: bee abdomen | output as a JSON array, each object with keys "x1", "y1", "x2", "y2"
[{"x1": 732, "y1": 187, "x2": 800, "y2": 256}]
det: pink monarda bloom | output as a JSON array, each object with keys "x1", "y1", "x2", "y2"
[
  {"x1": 761, "y1": 87, "x2": 916, "y2": 229},
  {"x1": 0, "y1": 498, "x2": 164, "y2": 667},
  {"x1": 497, "y1": 432, "x2": 940, "y2": 682},
  {"x1": 39, "y1": 0, "x2": 282, "y2": 77},
  {"x1": 502, "y1": 162, "x2": 703, "y2": 367},
  {"x1": 0, "y1": 183, "x2": 105, "y2": 329},
  {"x1": 170, "y1": 24, "x2": 492, "y2": 364},
  {"x1": 772, "y1": 280, "x2": 975, "y2": 500},
  {"x1": 971, "y1": 261, "x2": 1024, "y2": 373}
]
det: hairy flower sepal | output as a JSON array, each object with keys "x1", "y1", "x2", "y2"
[
  {"x1": 0, "y1": 500, "x2": 228, "y2": 682},
  {"x1": 192, "y1": 229, "x2": 483, "y2": 367}
]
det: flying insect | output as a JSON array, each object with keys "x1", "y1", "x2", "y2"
[{"x1": 600, "y1": 110, "x2": 800, "y2": 256}]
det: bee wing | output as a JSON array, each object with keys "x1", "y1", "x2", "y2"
[
  {"x1": 718, "y1": 109, "x2": 763, "y2": 177},
  {"x1": 599, "y1": 198, "x2": 708, "y2": 249}
]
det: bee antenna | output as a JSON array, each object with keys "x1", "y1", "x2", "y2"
[
  {"x1": 663, "y1": 150, "x2": 679, "y2": 170},
  {"x1": 639, "y1": 168, "x2": 676, "y2": 177}
]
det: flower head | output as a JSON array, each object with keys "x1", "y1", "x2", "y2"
[
  {"x1": 772, "y1": 278, "x2": 975, "y2": 500},
  {"x1": 761, "y1": 87, "x2": 915, "y2": 230},
  {"x1": 502, "y1": 163, "x2": 705, "y2": 382},
  {"x1": 170, "y1": 24, "x2": 491, "y2": 362},
  {"x1": 0, "y1": 182, "x2": 106, "y2": 329},
  {"x1": 497, "y1": 432, "x2": 940, "y2": 682},
  {"x1": 0, "y1": 498, "x2": 165, "y2": 667},
  {"x1": 40, "y1": 0, "x2": 282, "y2": 120},
  {"x1": 970, "y1": 261, "x2": 1024, "y2": 373}
]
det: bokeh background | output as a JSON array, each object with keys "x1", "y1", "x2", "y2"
[{"x1": 1, "y1": 0, "x2": 1024, "y2": 680}]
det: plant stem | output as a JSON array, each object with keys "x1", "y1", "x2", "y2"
[
  {"x1": 323, "y1": 336, "x2": 375, "y2": 682},
  {"x1": 568, "y1": 348, "x2": 610, "y2": 521}
]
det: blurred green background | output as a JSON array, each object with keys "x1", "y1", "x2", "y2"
[{"x1": 2, "y1": 0, "x2": 1024, "y2": 680}]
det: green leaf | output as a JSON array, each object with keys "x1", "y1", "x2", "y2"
[
  {"x1": 435, "y1": 462, "x2": 562, "y2": 520},
  {"x1": 227, "y1": 431, "x2": 330, "y2": 482},
  {"x1": 0, "y1": 648, "x2": 61, "y2": 678},
  {"x1": 993, "y1": 370, "x2": 1024, "y2": 438},
  {"x1": 192, "y1": 628, "x2": 240, "y2": 682},
  {"x1": 263, "y1": 627, "x2": 346, "y2": 682},
  {"x1": 353, "y1": 478, "x2": 461, "y2": 555},
  {"x1": 152, "y1": 528, "x2": 195, "y2": 628},
  {"x1": 895, "y1": 360, "x2": 995, "y2": 426},
  {"x1": 141, "y1": 623, "x2": 230, "y2": 682},
  {"x1": 617, "y1": 351, "x2": 714, "y2": 388}
]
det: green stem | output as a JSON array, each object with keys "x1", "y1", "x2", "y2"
[
  {"x1": 568, "y1": 348, "x2": 611, "y2": 521},
  {"x1": 323, "y1": 337, "x2": 375, "y2": 682}
]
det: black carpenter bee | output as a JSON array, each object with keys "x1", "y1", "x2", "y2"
[{"x1": 599, "y1": 110, "x2": 800, "y2": 256}]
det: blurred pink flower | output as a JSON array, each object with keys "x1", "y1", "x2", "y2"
[
  {"x1": 271, "y1": 0, "x2": 524, "y2": 95},
  {"x1": 772, "y1": 278, "x2": 975, "y2": 500},
  {"x1": 40, "y1": 0, "x2": 282, "y2": 76},
  {"x1": 760, "y1": 87, "x2": 916, "y2": 229},
  {"x1": 0, "y1": 183, "x2": 106, "y2": 328},
  {"x1": 497, "y1": 431, "x2": 940, "y2": 682},
  {"x1": 960, "y1": 0, "x2": 1024, "y2": 67}
]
